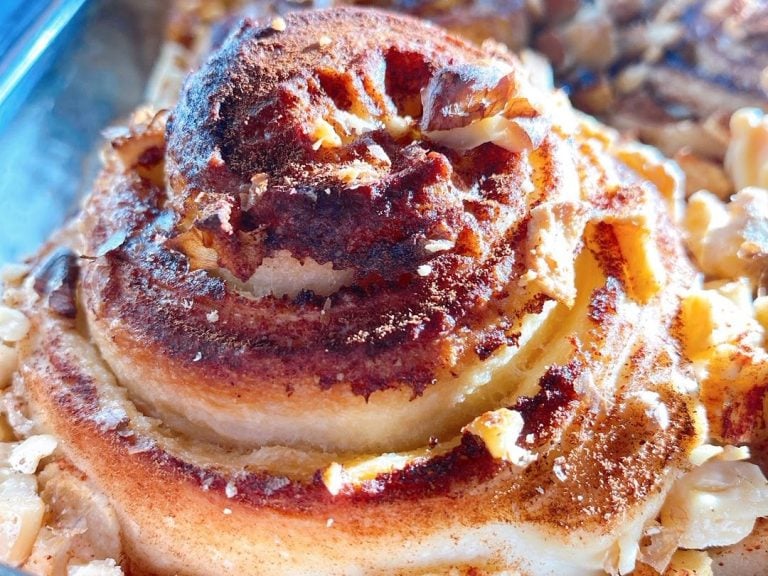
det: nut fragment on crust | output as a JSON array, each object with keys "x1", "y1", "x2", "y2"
[
  {"x1": 337, "y1": 161, "x2": 381, "y2": 187},
  {"x1": 603, "y1": 520, "x2": 647, "y2": 576},
  {"x1": 238, "y1": 250, "x2": 354, "y2": 299},
  {"x1": 241, "y1": 173, "x2": 268, "y2": 211},
  {"x1": 424, "y1": 115, "x2": 548, "y2": 153},
  {"x1": 169, "y1": 229, "x2": 219, "y2": 271},
  {"x1": 321, "y1": 462, "x2": 346, "y2": 497},
  {"x1": 0, "y1": 437, "x2": 58, "y2": 567},
  {"x1": 270, "y1": 16, "x2": 286, "y2": 32},
  {"x1": 688, "y1": 444, "x2": 751, "y2": 467},
  {"x1": 422, "y1": 239, "x2": 455, "y2": 254},
  {"x1": 463, "y1": 408, "x2": 537, "y2": 467},
  {"x1": 321, "y1": 447, "x2": 444, "y2": 496},
  {"x1": 524, "y1": 200, "x2": 587, "y2": 307},
  {"x1": 677, "y1": 280, "x2": 768, "y2": 443},
  {"x1": 679, "y1": 284, "x2": 763, "y2": 361},
  {"x1": 420, "y1": 63, "x2": 549, "y2": 152},
  {"x1": 106, "y1": 108, "x2": 167, "y2": 184},
  {"x1": 611, "y1": 219, "x2": 667, "y2": 303},
  {"x1": 310, "y1": 118, "x2": 342, "y2": 150}
]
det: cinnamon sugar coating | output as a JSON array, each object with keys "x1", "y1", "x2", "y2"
[{"x1": 12, "y1": 8, "x2": 717, "y2": 576}]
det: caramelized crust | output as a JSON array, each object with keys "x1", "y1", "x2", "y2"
[
  {"x1": 16, "y1": 7, "x2": 711, "y2": 576},
  {"x1": 78, "y1": 10, "x2": 613, "y2": 453}
]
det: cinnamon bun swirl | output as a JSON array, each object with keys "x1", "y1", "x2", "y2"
[{"x1": 5, "y1": 7, "x2": 768, "y2": 576}]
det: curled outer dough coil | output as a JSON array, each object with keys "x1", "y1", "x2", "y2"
[{"x1": 20, "y1": 8, "x2": 704, "y2": 576}]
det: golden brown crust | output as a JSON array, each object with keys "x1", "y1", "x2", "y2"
[
  {"x1": 16, "y1": 7, "x2": 708, "y2": 575},
  {"x1": 21, "y1": 270, "x2": 699, "y2": 574}
]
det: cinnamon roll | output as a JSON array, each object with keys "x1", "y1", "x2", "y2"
[{"x1": 6, "y1": 7, "x2": 768, "y2": 576}]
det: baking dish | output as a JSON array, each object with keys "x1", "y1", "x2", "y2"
[
  {"x1": 0, "y1": 2, "x2": 163, "y2": 570},
  {"x1": 0, "y1": 0, "x2": 164, "y2": 266}
]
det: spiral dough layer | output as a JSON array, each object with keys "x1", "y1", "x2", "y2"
[{"x1": 20, "y1": 8, "x2": 705, "y2": 576}]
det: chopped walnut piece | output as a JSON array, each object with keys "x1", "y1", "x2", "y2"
[
  {"x1": 685, "y1": 188, "x2": 768, "y2": 285},
  {"x1": 726, "y1": 108, "x2": 768, "y2": 191},
  {"x1": 463, "y1": 408, "x2": 537, "y2": 467},
  {"x1": 674, "y1": 150, "x2": 733, "y2": 200},
  {"x1": 661, "y1": 460, "x2": 768, "y2": 549},
  {"x1": 524, "y1": 200, "x2": 587, "y2": 307},
  {"x1": 24, "y1": 463, "x2": 122, "y2": 576},
  {"x1": 0, "y1": 470, "x2": 44, "y2": 566},
  {"x1": 0, "y1": 436, "x2": 57, "y2": 567},
  {"x1": 0, "y1": 307, "x2": 30, "y2": 343},
  {"x1": 421, "y1": 62, "x2": 548, "y2": 153}
]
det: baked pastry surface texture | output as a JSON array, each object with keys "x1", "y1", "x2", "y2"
[{"x1": 3, "y1": 7, "x2": 768, "y2": 576}]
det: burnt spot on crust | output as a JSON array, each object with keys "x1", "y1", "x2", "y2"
[
  {"x1": 33, "y1": 248, "x2": 80, "y2": 319},
  {"x1": 475, "y1": 329, "x2": 509, "y2": 360},
  {"x1": 513, "y1": 360, "x2": 581, "y2": 441},
  {"x1": 341, "y1": 434, "x2": 501, "y2": 503},
  {"x1": 44, "y1": 342, "x2": 109, "y2": 427},
  {"x1": 248, "y1": 149, "x2": 463, "y2": 277}
]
